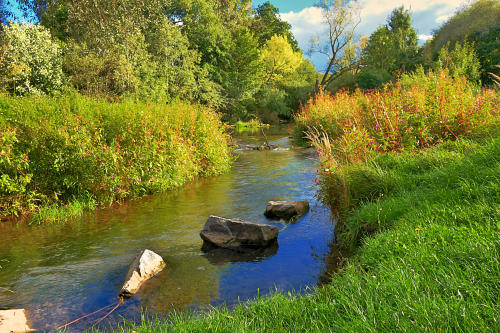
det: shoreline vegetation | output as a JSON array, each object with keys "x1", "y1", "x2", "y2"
[
  {"x1": 0, "y1": 93, "x2": 233, "y2": 224},
  {"x1": 93, "y1": 67, "x2": 499, "y2": 333},
  {"x1": 1, "y1": 0, "x2": 499, "y2": 332}
]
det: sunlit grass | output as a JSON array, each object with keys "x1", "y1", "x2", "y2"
[
  {"x1": 96, "y1": 134, "x2": 499, "y2": 332},
  {"x1": 0, "y1": 92, "x2": 233, "y2": 223}
]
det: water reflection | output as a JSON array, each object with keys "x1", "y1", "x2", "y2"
[
  {"x1": 201, "y1": 241, "x2": 279, "y2": 266},
  {"x1": 0, "y1": 126, "x2": 334, "y2": 331}
]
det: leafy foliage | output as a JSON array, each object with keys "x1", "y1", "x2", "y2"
[
  {"x1": 0, "y1": 93, "x2": 233, "y2": 221},
  {"x1": 424, "y1": 0, "x2": 500, "y2": 85},
  {"x1": 436, "y1": 41, "x2": 481, "y2": 83},
  {"x1": 252, "y1": 1, "x2": 299, "y2": 52},
  {"x1": 296, "y1": 69, "x2": 499, "y2": 165},
  {"x1": 259, "y1": 35, "x2": 303, "y2": 85},
  {"x1": 310, "y1": 0, "x2": 361, "y2": 90},
  {"x1": 0, "y1": 23, "x2": 63, "y2": 95}
]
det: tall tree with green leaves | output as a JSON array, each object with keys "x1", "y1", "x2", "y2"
[
  {"x1": 362, "y1": 26, "x2": 394, "y2": 72},
  {"x1": 436, "y1": 41, "x2": 481, "y2": 83},
  {"x1": 252, "y1": 2, "x2": 299, "y2": 52},
  {"x1": 219, "y1": 27, "x2": 262, "y2": 119},
  {"x1": 387, "y1": 6, "x2": 419, "y2": 72},
  {"x1": 310, "y1": 0, "x2": 361, "y2": 91},
  {"x1": 259, "y1": 34, "x2": 303, "y2": 85},
  {"x1": 361, "y1": 6, "x2": 419, "y2": 80}
]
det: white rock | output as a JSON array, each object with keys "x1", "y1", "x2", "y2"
[
  {"x1": 119, "y1": 249, "x2": 166, "y2": 297},
  {"x1": 0, "y1": 309, "x2": 35, "y2": 333}
]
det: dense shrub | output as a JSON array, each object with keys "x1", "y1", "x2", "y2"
[
  {"x1": 436, "y1": 41, "x2": 481, "y2": 83},
  {"x1": 0, "y1": 93, "x2": 233, "y2": 221},
  {"x1": 296, "y1": 69, "x2": 499, "y2": 164},
  {"x1": 296, "y1": 69, "x2": 499, "y2": 213},
  {"x1": 0, "y1": 23, "x2": 64, "y2": 96}
]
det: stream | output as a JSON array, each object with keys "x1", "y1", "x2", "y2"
[{"x1": 0, "y1": 126, "x2": 335, "y2": 331}]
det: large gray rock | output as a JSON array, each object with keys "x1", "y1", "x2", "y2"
[
  {"x1": 264, "y1": 200, "x2": 310, "y2": 221},
  {"x1": 0, "y1": 309, "x2": 35, "y2": 333},
  {"x1": 200, "y1": 216, "x2": 278, "y2": 251},
  {"x1": 119, "y1": 249, "x2": 166, "y2": 297}
]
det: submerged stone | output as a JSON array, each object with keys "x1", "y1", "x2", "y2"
[
  {"x1": 237, "y1": 144, "x2": 280, "y2": 151},
  {"x1": 264, "y1": 200, "x2": 310, "y2": 221},
  {"x1": 0, "y1": 309, "x2": 35, "y2": 333},
  {"x1": 119, "y1": 249, "x2": 166, "y2": 297},
  {"x1": 200, "y1": 216, "x2": 279, "y2": 250}
]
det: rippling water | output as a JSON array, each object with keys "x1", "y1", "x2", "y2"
[{"x1": 0, "y1": 127, "x2": 335, "y2": 331}]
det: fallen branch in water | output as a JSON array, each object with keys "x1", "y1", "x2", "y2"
[{"x1": 53, "y1": 297, "x2": 123, "y2": 332}]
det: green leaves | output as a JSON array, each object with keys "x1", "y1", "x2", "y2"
[{"x1": 0, "y1": 23, "x2": 63, "y2": 96}]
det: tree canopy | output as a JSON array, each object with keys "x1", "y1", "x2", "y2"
[{"x1": 0, "y1": 0, "x2": 316, "y2": 121}]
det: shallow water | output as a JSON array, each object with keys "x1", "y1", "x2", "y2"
[{"x1": 0, "y1": 127, "x2": 334, "y2": 331}]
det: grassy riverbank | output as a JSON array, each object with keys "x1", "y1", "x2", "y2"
[
  {"x1": 102, "y1": 129, "x2": 499, "y2": 333},
  {"x1": 99, "y1": 71, "x2": 499, "y2": 332},
  {"x1": 0, "y1": 93, "x2": 233, "y2": 223}
]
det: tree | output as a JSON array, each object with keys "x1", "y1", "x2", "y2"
[
  {"x1": 362, "y1": 26, "x2": 394, "y2": 72},
  {"x1": 470, "y1": 27, "x2": 500, "y2": 84},
  {"x1": 427, "y1": 0, "x2": 500, "y2": 55},
  {"x1": 252, "y1": 2, "x2": 299, "y2": 52},
  {"x1": 0, "y1": 22, "x2": 63, "y2": 95},
  {"x1": 359, "y1": 6, "x2": 419, "y2": 89},
  {"x1": 259, "y1": 34, "x2": 303, "y2": 85},
  {"x1": 436, "y1": 41, "x2": 481, "y2": 83},
  {"x1": 310, "y1": 0, "x2": 361, "y2": 91},
  {"x1": 219, "y1": 27, "x2": 262, "y2": 119},
  {"x1": 423, "y1": 0, "x2": 500, "y2": 85},
  {"x1": 387, "y1": 6, "x2": 419, "y2": 72}
]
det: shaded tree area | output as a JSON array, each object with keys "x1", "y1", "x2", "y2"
[
  {"x1": 423, "y1": 0, "x2": 500, "y2": 85},
  {"x1": 0, "y1": 0, "x2": 317, "y2": 121},
  {"x1": 323, "y1": 0, "x2": 498, "y2": 93}
]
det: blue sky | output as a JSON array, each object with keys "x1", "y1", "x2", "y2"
[{"x1": 253, "y1": 0, "x2": 467, "y2": 70}]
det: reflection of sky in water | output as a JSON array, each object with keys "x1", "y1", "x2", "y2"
[{"x1": 0, "y1": 128, "x2": 334, "y2": 331}]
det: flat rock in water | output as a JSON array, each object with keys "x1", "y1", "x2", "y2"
[
  {"x1": 264, "y1": 201, "x2": 310, "y2": 221},
  {"x1": 200, "y1": 216, "x2": 279, "y2": 251},
  {"x1": 0, "y1": 309, "x2": 35, "y2": 333},
  {"x1": 238, "y1": 144, "x2": 280, "y2": 151},
  {"x1": 119, "y1": 249, "x2": 166, "y2": 297}
]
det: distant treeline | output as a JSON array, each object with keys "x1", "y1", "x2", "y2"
[
  {"x1": 0, "y1": 0, "x2": 498, "y2": 120},
  {"x1": 0, "y1": 0, "x2": 317, "y2": 121},
  {"x1": 334, "y1": 0, "x2": 500, "y2": 92}
]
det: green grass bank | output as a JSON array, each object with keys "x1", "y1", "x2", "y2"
[
  {"x1": 98, "y1": 134, "x2": 499, "y2": 333},
  {"x1": 0, "y1": 93, "x2": 233, "y2": 223},
  {"x1": 97, "y1": 72, "x2": 499, "y2": 331}
]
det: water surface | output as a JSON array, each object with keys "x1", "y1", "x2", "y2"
[{"x1": 0, "y1": 127, "x2": 334, "y2": 331}]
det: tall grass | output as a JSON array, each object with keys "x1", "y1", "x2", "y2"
[
  {"x1": 0, "y1": 93, "x2": 233, "y2": 223},
  {"x1": 296, "y1": 69, "x2": 498, "y2": 164},
  {"x1": 297, "y1": 69, "x2": 499, "y2": 214}
]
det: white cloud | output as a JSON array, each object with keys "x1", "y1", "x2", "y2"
[
  {"x1": 436, "y1": 14, "x2": 452, "y2": 23},
  {"x1": 280, "y1": 7, "x2": 325, "y2": 50},
  {"x1": 280, "y1": 0, "x2": 465, "y2": 68},
  {"x1": 418, "y1": 34, "x2": 433, "y2": 41}
]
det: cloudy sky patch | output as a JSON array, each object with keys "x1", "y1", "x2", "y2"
[{"x1": 254, "y1": 0, "x2": 466, "y2": 69}]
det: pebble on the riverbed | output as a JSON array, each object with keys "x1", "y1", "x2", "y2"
[{"x1": 0, "y1": 309, "x2": 35, "y2": 333}]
